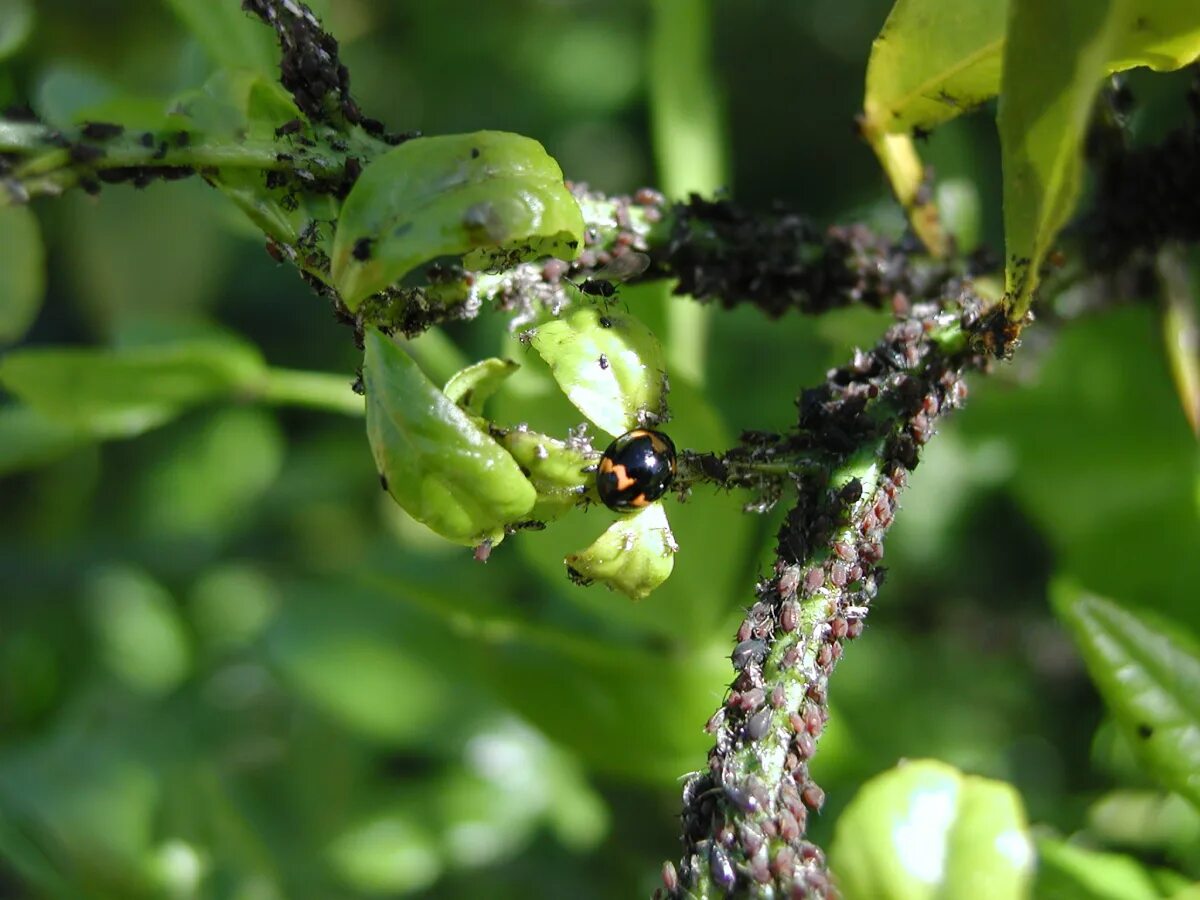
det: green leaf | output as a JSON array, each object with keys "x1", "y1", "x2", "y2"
[
  {"x1": 861, "y1": 0, "x2": 1006, "y2": 255},
  {"x1": 1034, "y1": 836, "x2": 1163, "y2": 900},
  {"x1": 565, "y1": 502, "x2": 676, "y2": 600},
  {"x1": 331, "y1": 131, "x2": 584, "y2": 309},
  {"x1": 1108, "y1": 3, "x2": 1200, "y2": 72},
  {"x1": 160, "y1": 0, "x2": 277, "y2": 78},
  {"x1": 999, "y1": 0, "x2": 1127, "y2": 318},
  {"x1": 0, "y1": 204, "x2": 44, "y2": 344},
  {"x1": 494, "y1": 426, "x2": 594, "y2": 522},
  {"x1": 529, "y1": 306, "x2": 668, "y2": 437},
  {"x1": 443, "y1": 357, "x2": 520, "y2": 415},
  {"x1": 1052, "y1": 582, "x2": 1200, "y2": 810},
  {"x1": 863, "y1": 0, "x2": 1007, "y2": 136},
  {"x1": 830, "y1": 759, "x2": 1034, "y2": 900},
  {"x1": 363, "y1": 328, "x2": 537, "y2": 545},
  {"x1": 0, "y1": 0, "x2": 32, "y2": 61},
  {"x1": 0, "y1": 337, "x2": 267, "y2": 434}
]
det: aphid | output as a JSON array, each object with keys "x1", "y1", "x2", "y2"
[
  {"x1": 595, "y1": 429, "x2": 677, "y2": 512},
  {"x1": 565, "y1": 251, "x2": 651, "y2": 298},
  {"x1": 275, "y1": 118, "x2": 304, "y2": 137}
]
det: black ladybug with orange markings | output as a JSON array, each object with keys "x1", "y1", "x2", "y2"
[{"x1": 596, "y1": 428, "x2": 677, "y2": 511}]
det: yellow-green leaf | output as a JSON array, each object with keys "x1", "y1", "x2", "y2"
[
  {"x1": 443, "y1": 357, "x2": 520, "y2": 416},
  {"x1": 831, "y1": 759, "x2": 1034, "y2": 900},
  {"x1": 529, "y1": 306, "x2": 668, "y2": 437},
  {"x1": 1108, "y1": 2, "x2": 1200, "y2": 72},
  {"x1": 862, "y1": 0, "x2": 1007, "y2": 255},
  {"x1": 999, "y1": 0, "x2": 1127, "y2": 318},
  {"x1": 363, "y1": 328, "x2": 536, "y2": 546},
  {"x1": 495, "y1": 426, "x2": 594, "y2": 523},
  {"x1": 863, "y1": 0, "x2": 1008, "y2": 136},
  {"x1": 565, "y1": 502, "x2": 676, "y2": 600},
  {"x1": 332, "y1": 132, "x2": 584, "y2": 310}
]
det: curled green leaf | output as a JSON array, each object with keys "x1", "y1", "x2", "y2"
[
  {"x1": 529, "y1": 306, "x2": 668, "y2": 437},
  {"x1": 830, "y1": 759, "x2": 1034, "y2": 900},
  {"x1": 443, "y1": 357, "x2": 520, "y2": 416},
  {"x1": 565, "y1": 503, "x2": 676, "y2": 601},
  {"x1": 363, "y1": 328, "x2": 536, "y2": 546},
  {"x1": 331, "y1": 131, "x2": 584, "y2": 309},
  {"x1": 496, "y1": 426, "x2": 595, "y2": 522}
]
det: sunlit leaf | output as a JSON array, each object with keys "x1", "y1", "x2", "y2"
[
  {"x1": 565, "y1": 502, "x2": 676, "y2": 600},
  {"x1": 0, "y1": 204, "x2": 44, "y2": 344},
  {"x1": 363, "y1": 328, "x2": 536, "y2": 545},
  {"x1": 1108, "y1": 2, "x2": 1200, "y2": 72},
  {"x1": 863, "y1": 0, "x2": 1007, "y2": 135},
  {"x1": 996, "y1": 0, "x2": 1200, "y2": 318},
  {"x1": 862, "y1": 0, "x2": 1006, "y2": 254},
  {"x1": 331, "y1": 131, "x2": 583, "y2": 309},
  {"x1": 0, "y1": 337, "x2": 266, "y2": 434},
  {"x1": 443, "y1": 357, "x2": 520, "y2": 416},
  {"x1": 529, "y1": 306, "x2": 668, "y2": 437},
  {"x1": 830, "y1": 759, "x2": 1034, "y2": 900},
  {"x1": 999, "y1": 0, "x2": 1124, "y2": 317},
  {"x1": 1053, "y1": 582, "x2": 1200, "y2": 810}
]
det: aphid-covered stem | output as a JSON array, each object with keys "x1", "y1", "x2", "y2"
[{"x1": 661, "y1": 289, "x2": 996, "y2": 899}]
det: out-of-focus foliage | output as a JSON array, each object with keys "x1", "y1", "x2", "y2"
[
  {"x1": 1, "y1": 1, "x2": 1198, "y2": 898},
  {"x1": 830, "y1": 759, "x2": 1034, "y2": 900}
]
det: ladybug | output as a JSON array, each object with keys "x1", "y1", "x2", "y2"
[{"x1": 596, "y1": 429, "x2": 677, "y2": 511}]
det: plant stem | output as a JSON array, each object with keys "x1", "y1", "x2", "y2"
[{"x1": 257, "y1": 368, "x2": 363, "y2": 416}]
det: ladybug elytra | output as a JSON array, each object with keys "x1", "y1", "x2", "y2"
[{"x1": 596, "y1": 428, "x2": 677, "y2": 511}]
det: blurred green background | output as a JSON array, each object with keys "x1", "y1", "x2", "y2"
[{"x1": 1, "y1": 1, "x2": 1198, "y2": 897}]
